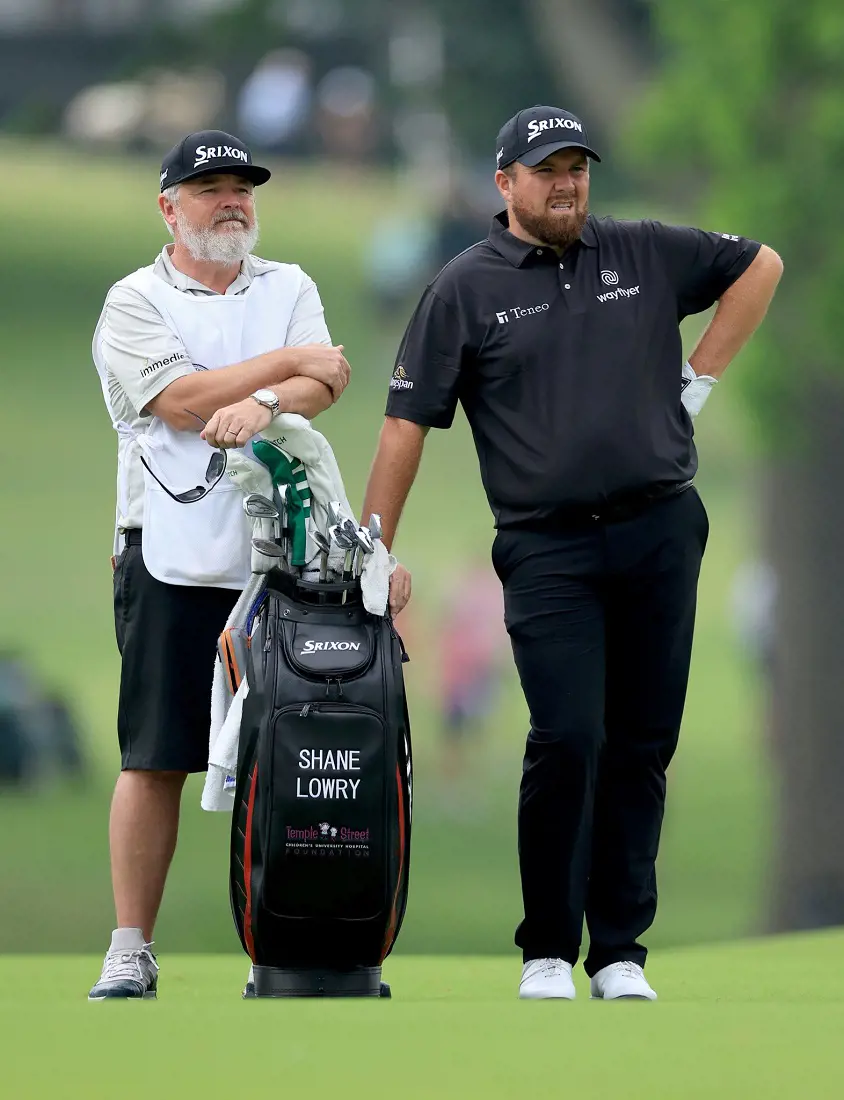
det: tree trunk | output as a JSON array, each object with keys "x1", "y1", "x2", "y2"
[
  {"x1": 524, "y1": 0, "x2": 650, "y2": 135},
  {"x1": 766, "y1": 377, "x2": 844, "y2": 931}
]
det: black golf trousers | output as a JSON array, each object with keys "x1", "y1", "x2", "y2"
[{"x1": 491, "y1": 487, "x2": 709, "y2": 975}]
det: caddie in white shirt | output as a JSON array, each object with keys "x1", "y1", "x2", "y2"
[{"x1": 89, "y1": 130, "x2": 351, "y2": 1000}]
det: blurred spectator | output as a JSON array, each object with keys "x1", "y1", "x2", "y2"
[
  {"x1": 0, "y1": 653, "x2": 87, "y2": 790},
  {"x1": 437, "y1": 561, "x2": 509, "y2": 799},
  {"x1": 63, "y1": 67, "x2": 225, "y2": 149},
  {"x1": 365, "y1": 209, "x2": 435, "y2": 318},
  {"x1": 315, "y1": 65, "x2": 378, "y2": 162},
  {"x1": 428, "y1": 171, "x2": 492, "y2": 272},
  {"x1": 364, "y1": 169, "x2": 491, "y2": 322},
  {"x1": 236, "y1": 49, "x2": 313, "y2": 154},
  {"x1": 730, "y1": 559, "x2": 777, "y2": 675}
]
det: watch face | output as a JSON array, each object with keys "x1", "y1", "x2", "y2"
[{"x1": 254, "y1": 389, "x2": 276, "y2": 403}]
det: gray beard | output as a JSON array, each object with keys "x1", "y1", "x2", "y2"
[
  {"x1": 509, "y1": 198, "x2": 588, "y2": 251},
  {"x1": 175, "y1": 210, "x2": 260, "y2": 264}
]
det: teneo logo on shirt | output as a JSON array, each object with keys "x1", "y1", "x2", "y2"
[
  {"x1": 390, "y1": 364, "x2": 414, "y2": 391},
  {"x1": 299, "y1": 640, "x2": 362, "y2": 655},
  {"x1": 140, "y1": 350, "x2": 189, "y2": 378},
  {"x1": 527, "y1": 117, "x2": 583, "y2": 143},
  {"x1": 193, "y1": 144, "x2": 249, "y2": 168},
  {"x1": 496, "y1": 302, "x2": 550, "y2": 323}
]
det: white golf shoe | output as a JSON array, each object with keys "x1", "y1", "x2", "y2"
[
  {"x1": 590, "y1": 961, "x2": 657, "y2": 1000},
  {"x1": 519, "y1": 958, "x2": 576, "y2": 1000},
  {"x1": 88, "y1": 928, "x2": 158, "y2": 1000}
]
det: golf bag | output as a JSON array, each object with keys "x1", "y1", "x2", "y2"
[{"x1": 230, "y1": 568, "x2": 412, "y2": 997}]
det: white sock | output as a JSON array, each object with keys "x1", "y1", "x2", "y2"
[{"x1": 109, "y1": 927, "x2": 146, "y2": 952}]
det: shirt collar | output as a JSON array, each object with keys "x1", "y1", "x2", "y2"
[
  {"x1": 488, "y1": 210, "x2": 597, "y2": 266},
  {"x1": 156, "y1": 245, "x2": 280, "y2": 293}
]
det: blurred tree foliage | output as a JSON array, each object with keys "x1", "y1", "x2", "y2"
[
  {"x1": 636, "y1": 0, "x2": 844, "y2": 933},
  {"x1": 632, "y1": 0, "x2": 844, "y2": 446}
]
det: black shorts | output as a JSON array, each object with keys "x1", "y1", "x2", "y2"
[{"x1": 113, "y1": 541, "x2": 240, "y2": 772}]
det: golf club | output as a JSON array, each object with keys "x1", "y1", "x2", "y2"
[
  {"x1": 352, "y1": 526, "x2": 375, "y2": 578},
  {"x1": 251, "y1": 537, "x2": 285, "y2": 560},
  {"x1": 244, "y1": 494, "x2": 280, "y2": 551},
  {"x1": 312, "y1": 529, "x2": 331, "y2": 583}
]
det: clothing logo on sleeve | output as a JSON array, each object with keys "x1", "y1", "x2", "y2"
[
  {"x1": 721, "y1": 234, "x2": 740, "y2": 241},
  {"x1": 389, "y1": 364, "x2": 414, "y2": 392},
  {"x1": 139, "y1": 350, "x2": 189, "y2": 378}
]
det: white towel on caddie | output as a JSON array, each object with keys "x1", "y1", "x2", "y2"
[
  {"x1": 202, "y1": 677, "x2": 248, "y2": 811},
  {"x1": 201, "y1": 572, "x2": 265, "y2": 812}
]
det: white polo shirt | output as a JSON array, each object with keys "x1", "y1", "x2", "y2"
[{"x1": 100, "y1": 244, "x2": 331, "y2": 530}]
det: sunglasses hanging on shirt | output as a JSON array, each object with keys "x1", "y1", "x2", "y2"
[{"x1": 138, "y1": 409, "x2": 228, "y2": 504}]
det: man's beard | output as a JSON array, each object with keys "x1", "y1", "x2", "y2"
[
  {"x1": 174, "y1": 208, "x2": 260, "y2": 264},
  {"x1": 510, "y1": 195, "x2": 588, "y2": 250}
]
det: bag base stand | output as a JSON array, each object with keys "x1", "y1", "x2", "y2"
[{"x1": 252, "y1": 965, "x2": 391, "y2": 998}]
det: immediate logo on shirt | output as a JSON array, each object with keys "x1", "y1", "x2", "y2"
[
  {"x1": 390, "y1": 364, "x2": 414, "y2": 391},
  {"x1": 140, "y1": 350, "x2": 189, "y2": 378}
]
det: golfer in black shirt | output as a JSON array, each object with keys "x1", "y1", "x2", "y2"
[{"x1": 362, "y1": 105, "x2": 782, "y2": 999}]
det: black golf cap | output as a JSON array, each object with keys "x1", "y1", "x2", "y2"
[
  {"x1": 159, "y1": 129, "x2": 271, "y2": 192},
  {"x1": 495, "y1": 106, "x2": 601, "y2": 170}
]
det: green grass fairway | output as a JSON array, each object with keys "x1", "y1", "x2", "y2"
[{"x1": 2, "y1": 932, "x2": 842, "y2": 1099}]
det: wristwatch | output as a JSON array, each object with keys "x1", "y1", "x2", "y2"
[{"x1": 250, "y1": 388, "x2": 280, "y2": 414}]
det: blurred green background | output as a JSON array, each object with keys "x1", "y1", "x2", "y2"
[{"x1": 4, "y1": 0, "x2": 844, "y2": 965}]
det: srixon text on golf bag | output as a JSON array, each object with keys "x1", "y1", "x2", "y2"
[{"x1": 230, "y1": 570, "x2": 412, "y2": 997}]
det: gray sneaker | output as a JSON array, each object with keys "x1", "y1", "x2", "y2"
[{"x1": 88, "y1": 929, "x2": 159, "y2": 1001}]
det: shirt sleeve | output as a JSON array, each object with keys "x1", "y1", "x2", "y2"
[
  {"x1": 648, "y1": 221, "x2": 762, "y2": 318},
  {"x1": 285, "y1": 273, "x2": 332, "y2": 347},
  {"x1": 101, "y1": 285, "x2": 194, "y2": 416},
  {"x1": 384, "y1": 287, "x2": 466, "y2": 429}
]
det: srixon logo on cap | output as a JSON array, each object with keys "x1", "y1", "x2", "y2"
[
  {"x1": 527, "y1": 117, "x2": 583, "y2": 142},
  {"x1": 193, "y1": 144, "x2": 249, "y2": 168}
]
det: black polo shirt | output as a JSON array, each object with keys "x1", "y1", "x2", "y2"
[{"x1": 385, "y1": 211, "x2": 761, "y2": 528}]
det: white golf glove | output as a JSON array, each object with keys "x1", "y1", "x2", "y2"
[{"x1": 681, "y1": 361, "x2": 718, "y2": 420}]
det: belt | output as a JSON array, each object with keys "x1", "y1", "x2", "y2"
[
  {"x1": 123, "y1": 529, "x2": 143, "y2": 547},
  {"x1": 516, "y1": 480, "x2": 693, "y2": 531}
]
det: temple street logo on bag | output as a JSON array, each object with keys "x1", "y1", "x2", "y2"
[
  {"x1": 390, "y1": 364, "x2": 414, "y2": 391},
  {"x1": 285, "y1": 823, "x2": 372, "y2": 856}
]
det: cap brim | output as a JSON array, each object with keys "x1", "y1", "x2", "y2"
[
  {"x1": 163, "y1": 162, "x2": 272, "y2": 191},
  {"x1": 518, "y1": 140, "x2": 601, "y2": 167}
]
